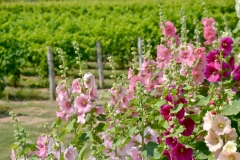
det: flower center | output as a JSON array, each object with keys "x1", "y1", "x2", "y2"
[
  {"x1": 180, "y1": 148, "x2": 184, "y2": 152},
  {"x1": 212, "y1": 71, "x2": 217, "y2": 76},
  {"x1": 82, "y1": 100, "x2": 87, "y2": 106},
  {"x1": 222, "y1": 42, "x2": 227, "y2": 47},
  {"x1": 67, "y1": 102, "x2": 71, "y2": 107},
  {"x1": 213, "y1": 137, "x2": 219, "y2": 144},
  {"x1": 228, "y1": 155, "x2": 236, "y2": 160},
  {"x1": 218, "y1": 122, "x2": 225, "y2": 128}
]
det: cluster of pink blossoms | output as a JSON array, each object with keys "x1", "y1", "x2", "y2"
[
  {"x1": 160, "y1": 21, "x2": 180, "y2": 45},
  {"x1": 11, "y1": 136, "x2": 78, "y2": 160},
  {"x1": 202, "y1": 18, "x2": 217, "y2": 45},
  {"x1": 203, "y1": 112, "x2": 240, "y2": 159},
  {"x1": 56, "y1": 72, "x2": 98, "y2": 124}
]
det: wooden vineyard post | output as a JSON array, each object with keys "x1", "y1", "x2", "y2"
[
  {"x1": 47, "y1": 46, "x2": 56, "y2": 101},
  {"x1": 96, "y1": 40, "x2": 104, "y2": 89},
  {"x1": 138, "y1": 37, "x2": 143, "y2": 69}
]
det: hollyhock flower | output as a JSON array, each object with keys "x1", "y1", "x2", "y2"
[
  {"x1": 143, "y1": 126, "x2": 159, "y2": 144},
  {"x1": 64, "y1": 145, "x2": 78, "y2": 160},
  {"x1": 162, "y1": 149, "x2": 172, "y2": 160},
  {"x1": 180, "y1": 118, "x2": 195, "y2": 136},
  {"x1": 206, "y1": 50, "x2": 220, "y2": 65},
  {"x1": 56, "y1": 82, "x2": 66, "y2": 94},
  {"x1": 77, "y1": 113, "x2": 86, "y2": 124},
  {"x1": 165, "y1": 137, "x2": 178, "y2": 148},
  {"x1": 83, "y1": 72, "x2": 95, "y2": 88},
  {"x1": 160, "y1": 104, "x2": 173, "y2": 121},
  {"x1": 87, "y1": 85, "x2": 98, "y2": 101},
  {"x1": 191, "y1": 69, "x2": 205, "y2": 85},
  {"x1": 178, "y1": 44, "x2": 195, "y2": 67},
  {"x1": 195, "y1": 55, "x2": 207, "y2": 70},
  {"x1": 213, "y1": 148, "x2": 223, "y2": 159},
  {"x1": 202, "y1": 18, "x2": 215, "y2": 27},
  {"x1": 95, "y1": 106, "x2": 104, "y2": 115},
  {"x1": 222, "y1": 63, "x2": 232, "y2": 78},
  {"x1": 36, "y1": 136, "x2": 49, "y2": 159},
  {"x1": 228, "y1": 56, "x2": 235, "y2": 70},
  {"x1": 128, "y1": 68, "x2": 133, "y2": 79},
  {"x1": 217, "y1": 152, "x2": 240, "y2": 160},
  {"x1": 157, "y1": 44, "x2": 171, "y2": 62},
  {"x1": 219, "y1": 37, "x2": 234, "y2": 56},
  {"x1": 127, "y1": 147, "x2": 142, "y2": 160},
  {"x1": 211, "y1": 115, "x2": 231, "y2": 135},
  {"x1": 204, "y1": 64, "x2": 220, "y2": 83},
  {"x1": 172, "y1": 143, "x2": 193, "y2": 160},
  {"x1": 204, "y1": 26, "x2": 217, "y2": 44},
  {"x1": 176, "y1": 107, "x2": 185, "y2": 120},
  {"x1": 103, "y1": 136, "x2": 113, "y2": 149},
  {"x1": 225, "y1": 128, "x2": 238, "y2": 141},
  {"x1": 11, "y1": 149, "x2": 16, "y2": 160},
  {"x1": 141, "y1": 59, "x2": 156, "y2": 74},
  {"x1": 194, "y1": 47, "x2": 206, "y2": 59},
  {"x1": 204, "y1": 130, "x2": 223, "y2": 152},
  {"x1": 233, "y1": 64, "x2": 240, "y2": 81},
  {"x1": 72, "y1": 79, "x2": 81, "y2": 93},
  {"x1": 222, "y1": 141, "x2": 237, "y2": 152},
  {"x1": 56, "y1": 111, "x2": 71, "y2": 121},
  {"x1": 160, "y1": 21, "x2": 177, "y2": 37},
  {"x1": 203, "y1": 111, "x2": 214, "y2": 131},
  {"x1": 74, "y1": 94, "x2": 92, "y2": 114}
]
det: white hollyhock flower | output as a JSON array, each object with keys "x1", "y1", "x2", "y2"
[{"x1": 222, "y1": 141, "x2": 237, "y2": 153}]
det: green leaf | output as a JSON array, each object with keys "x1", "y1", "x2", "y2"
[
  {"x1": 78, "y1": 144, "x2": 87, "y2": 160},
  {"x1": 194, "y1": 141, "x2": 211, "y2": 159},
  {"x1": 154, "y1": 99, "x2": 166, "y2": 109},
  {"x1": 129, "y1": 126, "x2": 137, "y2": 136},
  {"x1": 79, "y1": 132, "x2": 89, "y2": 142},
  {"x1": 221, "y1": 99, "x2": 240, "y2": 115},
  {"x1": 65, "y1": 118, "x2": 76, "y2": 133},
  {"x1": 142, "y1": 142, "x2": 158, "y2": 158},
  {"x1": 162, "y1": 89, "x2": 168, "y2": 99},
  {"x1": 171, "y1": 103, "x2": 183, "y2": 113},
  {"x1": 95, "y1": 122, "x2": 105, "y2": 132},
  {"x1": 171, "y1": 89, "x2": 178, "y2": 96},
  {"x1": 96, "y1": 114, "x2": 106, "y2": 121},
  {"x1": 196, "y1": 95, "x2": 211, "y2": 106}
]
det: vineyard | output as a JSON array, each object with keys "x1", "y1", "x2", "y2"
[{"x1": 0, "y1": 0, "x2": 238, "y2": 92}]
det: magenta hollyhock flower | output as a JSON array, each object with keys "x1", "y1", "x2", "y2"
[
  {"x1": 162, "y1": 149, "x2": 172, "y2": 160},
  {"x1": 180, "y1": 118, "x2": 195, "y2": 136},
  {"x1": 228, "y1": 56, "x2": 235, "y2": 71},
  {"x1": 222, "y1": 63, "x2": 231, "y2": 78},
  {"x1": 204, "y1": 64, "x2": 220, "y2": 83},
  {"x1": 219, "y1": 37, "x2": 234, "y2": 56},
  {"x1": 172, "y1": 143, "x2": 193, "y2": 160},
  {"x1": 160, "y1": 104, "x2": 173, "y2": 121},
  {"x1": 206, "y1": 50, "x2": 220, "y2": 64},
  {"x1": 165, "y1": 137, "x2": 178, "y2": 148},
  {"x1": 233, "y1": 65, "x2": 240, "y2": 81}
]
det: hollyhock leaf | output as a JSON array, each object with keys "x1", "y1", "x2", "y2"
[
  {"x1": 171, "y1": 103, "x2": 183, "y2": 113},
  {"x1": 85, "y1": 113, "x2": 92, "y2": 122},
  {"x1": 194, "y1": 141, "x2": 211, "y2": 159},
  {"x1": 66, "y1": 118, "x2": 76, "y2": 133},
  {"x1": 142, "y1": 142, "x2": 158, "y2": 158},
  {"x1": 207, "y1": 155, "x2": 215, "y2": 160},
  {"x1": 171, "y1": 89, "x2": 178, "y2": 96},
  {"x1": 196, "y1": 95, "x2": 212, "y2": 106},
  {"x1": 222, "y1": 99, "x2": 240, "y2": 115},
  {"x1": 150, "y1": 123, "x2": 166, "y2": 130},
  {"x1": 96, "y1": 114, "x2": 106, "y2": 121},
  {"x1": 78, "y1": 144, "x2": 87, "y2": 160},
  {"x1": 162, "y1": 89, "x2": 169, "y2": 99},
  {"x1": 129, "y1": 126, "x2": 137, "y2": 136},
  {"x1": 79, "y1": 132, "x2": 89, "y2": 142},
  {"x1": 95, "y1": 122, "x2": 105, "y2": 132},
  {"x1": 154, "y1": 99, "x2": 166, "y2": 108}
]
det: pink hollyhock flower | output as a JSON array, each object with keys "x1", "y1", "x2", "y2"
[
  {"x1": 143, "y1": 126, "x2": 159, "y2": 144},
  {"x1": 219, "y1": 37, "x2": 234, "y2": 56},
  {"x1": 213, "y1": 148, "x2": 223, "y2": 159},
  {"x1": 204, "y1": 130, "x2": 223, "y2": 152},
  {"x1": 127, "y1": 147, "x2": 142, "y2": 160},
  {"x1": 72, "y1": 79, "x2": 81, "y2": 93},
  {"x1": 180, "y1": 118, "x2": 195, "y2": 136},
  {"x1": 204, "y1": 64, "x2": 220, "y2": 83},
  {"x1": 64, "y1": 145, "x2": 78, "y2": 160},
  {"x1": 191, "y1": 69, "x2": 205, "y2": 85},
  {"x1": 225, "y1": 128, "x2": 238, "y2": 141},
  {"x1": 162, "y1": 149, "x2": 172, "y2": 160},
  {"x1": 211, "y1": 115, "x2": 231, "y2": 135},
  {"x1": 160, "y1": 104, "x2": 173, "y2": 121},
  {"x1": 203, "y1": 111, "x2": 214, "y2": 131},
  {"x1": 95, "y1": 106, "x2": 104, "y2": 115},
  {"x1": 141, "y1": 59, "x2": 156, "y2": 75},
  {"x1": 178, "y1": 44, "x2": 195, "y2": 67},
  {"x1": 195, "y1": 55, "x2": 207, "y2": 70},
  {"x1": 83, "y1": 72, "x2": 95, "y2": 88},
  {"x1": 87, "y1": 85, "x2": 98, "y2": 101},
  {"x1": 11, "y1": 149, "x2": 16, "y2": 160},
  {"x1": 74, "y1": 94, "x2": 92, "y2": 114},
  {"x1": 194, "y1": 47, "x2": 206, "y2": 59},
  {"x1": 172, "y1": 143, "x2": 193, "y2": 160},
  {"x1": 56, "y1": 82, "x2": 66, "y2": 94},
  {"x1": 203, "y1": 26, "x2": 217, "y2": 44},
  {"x1": 128, "y1": 68, "x2": 133, "y2": 79},
  {"x1": 36, "y1": 136, "x2": 49, "y2": 159},
  {"x1": 157, "y1": 44, "x2": 171, "y2": 62},
  {"x1": 233, "y1": 64, "x2": 240, "y2": 81},
  {"x1": 103, "y1": 136, "x2": 113, "y2": 149},
  {"x1": 77, "y1": 113, "x2": 86, "y2": 124},
  {"x1": 202, "y1": 18, "x2": 215, "y2": 27},
  {"x1": 56, "y1": 111, "x2": 71, "y2": 121},
  {"x1": 160, "y1": 21, "x2": 177, "y2": 37},
  {"x1": 217, "y1": 152, "x2": 240, "y2": 160},
  {"x1": 165, "y1": 137, "x2": 178, "y2": 148}
]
